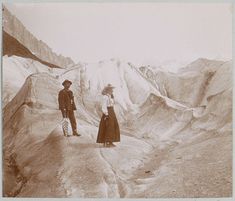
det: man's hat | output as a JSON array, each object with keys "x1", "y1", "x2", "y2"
[{"x1": 62, "y1": 79, "x2": 72, "y2": 86}]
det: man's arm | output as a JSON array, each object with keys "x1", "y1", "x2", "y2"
[
  {"x1": 70, "y1": 91, "x2": 74, "y2": 104},
  {"x1": 58, "y1": 91, "x2": 66, "y2": 117},
  {"x1": 69, "y1": 90, "x2": 77, "y2": 110}
]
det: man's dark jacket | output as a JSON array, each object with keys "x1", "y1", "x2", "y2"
[{"x1": 58, "y1": 89, "x2": 77, "y2": 111}]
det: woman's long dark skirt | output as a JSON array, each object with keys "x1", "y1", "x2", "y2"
[{"x1": 96, "y1": 107, "x2": 120, "y2": 143}]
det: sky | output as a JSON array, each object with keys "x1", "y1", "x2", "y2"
[{"x1": 4, "y1": 2, "x2": 233, "y2": 70}]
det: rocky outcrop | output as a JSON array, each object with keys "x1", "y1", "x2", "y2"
[{"x1": 2, "y1": 6, "x2": 75, "y2": 67}]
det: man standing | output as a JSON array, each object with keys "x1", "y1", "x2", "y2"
[{"x1": 58, "y1": 79, "x2": 80, "y2": 136}]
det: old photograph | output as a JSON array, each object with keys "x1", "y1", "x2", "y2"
[{"x1": 1, "y1": 2, "x2": 233, "y2": 198}]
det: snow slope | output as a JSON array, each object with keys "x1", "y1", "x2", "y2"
[
  {"x1": 2, "y1": 56, "x2": 64, "y2": 107},
  {"x1": 138, "y1": 59, "x2": 231, "y2": 107},
  {"x1": 60, "y1": 59, "x2": 158, "y2": 109},
  {"x1": 2, "y1": 55, "x2": 232, "y2": 198}
]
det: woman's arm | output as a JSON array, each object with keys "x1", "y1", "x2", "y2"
[{"x1": 101, "y1": 96, "x2": 108, "y2": 115}]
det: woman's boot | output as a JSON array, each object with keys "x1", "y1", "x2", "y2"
[{"x1": 109, "y1": 142, "x2": 116, "y2": 147}]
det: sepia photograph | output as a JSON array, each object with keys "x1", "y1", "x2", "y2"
[{"x1": 1, "y1": 1, "x2": 233, "y2": 198}]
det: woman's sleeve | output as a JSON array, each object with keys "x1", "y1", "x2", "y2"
[{"x1": 101, "y1": 96, "x2": 108, "y2": 115}]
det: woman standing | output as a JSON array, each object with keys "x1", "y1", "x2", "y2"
[{"x1": 96, "y1": 84, "x2": 120, "y2": 147}]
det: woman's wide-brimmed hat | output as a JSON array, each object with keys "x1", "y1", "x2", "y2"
[
  {"x1": 102, "y1": 83, "x2": 115, "y2": 95},
  {"x1": 62, "y1": 79, "x2": 72, "y2": 86}
]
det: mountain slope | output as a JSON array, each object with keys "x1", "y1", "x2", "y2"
[
  {"x1": 3, "y1": 31, "x2": 62, "y2": 68},
  {"x1": 178, "y1": 58, "x2": 224, "y2": 73},
  {"x1": 3, "y1": 6, "x2": 74, "y2": 67}
]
